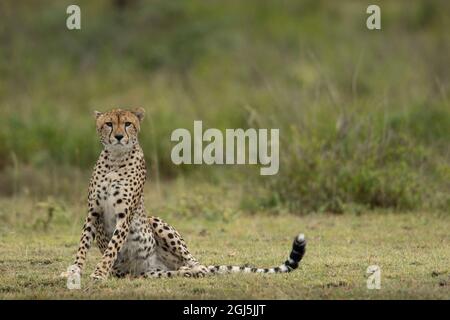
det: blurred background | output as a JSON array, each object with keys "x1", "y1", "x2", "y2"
[{"x1": 0, "y1": 0, "x2": 449, "y2": 221}]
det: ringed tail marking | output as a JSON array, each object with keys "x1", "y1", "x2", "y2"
[{"x1": 207, "y1": 233, "x2": 306, "y2": 274}]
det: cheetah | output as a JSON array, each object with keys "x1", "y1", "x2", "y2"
[{"x1": 61, "y1": 108, "x2": 306, "y2": 280}]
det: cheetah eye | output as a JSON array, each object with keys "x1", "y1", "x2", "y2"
[
  {"x1": 105, "y1": 122, "x2": 113, "y2": 127},
  {"x1": 125, "y1": 122, "x2": 132, "y2": 127}
]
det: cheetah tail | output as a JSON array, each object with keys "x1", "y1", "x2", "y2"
[{"x1": 207, "y1": 233, "x2": 306, "y2": 274}]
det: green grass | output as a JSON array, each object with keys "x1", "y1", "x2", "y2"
[{"x1": 0, "y1": 186, "x2": 449, "y2": 299}]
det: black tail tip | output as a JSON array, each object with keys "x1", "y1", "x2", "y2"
[
  {"x1": 284, "y1": 233, "x2": 307, "y2": 271},
  {"x1": 293, "y1": 233, "x2": 306, "y2": 257}
]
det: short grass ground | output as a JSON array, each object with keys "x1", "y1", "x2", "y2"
[
  {"x1": 0, "y1": 1, "x2": 449, "y2": 301},
  {"x1": 0, "y1": 198, "x2": 448, "y2": 299}
]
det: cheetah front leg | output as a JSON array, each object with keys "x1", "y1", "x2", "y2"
[
  {"x1": 90, "y1": 209, "x2": 133, "y2": 280},
  {"x1": 61, "y1": 208, "x2": 99, "y2": 278}
]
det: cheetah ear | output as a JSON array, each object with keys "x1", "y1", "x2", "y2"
[
  {"x1": 132, "y1": 107, "x2": 145, "y2": 122},
  {"x1": 94, "y1": 111, "x2": 103, "y2": 119}
]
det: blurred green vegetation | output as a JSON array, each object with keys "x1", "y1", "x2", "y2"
[{"x1": 0, "y1": 0, "x2": 449, "y2": 213}]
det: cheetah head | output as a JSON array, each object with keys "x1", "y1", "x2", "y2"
[{"x1": 94, "y1": 108, "x2": 145, "y2": 151}]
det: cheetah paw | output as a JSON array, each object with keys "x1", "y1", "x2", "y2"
[
  {"x1": 90, "y1": 269, "x2": 108, "y2": 281},
  {"x1": 179, "y1": 265, "x2": 208, "y2": 278},
  {"x1": 193, "y1": 265, "x2": 209, "y2": 278}
]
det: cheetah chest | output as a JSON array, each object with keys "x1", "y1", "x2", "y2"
[{"x1": 97, "y1": 171, "x2": 123, "y2": 237}]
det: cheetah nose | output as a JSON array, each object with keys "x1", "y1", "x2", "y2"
[{"x1": 115, "y1": 134, "x2": 124, "y2": 141}]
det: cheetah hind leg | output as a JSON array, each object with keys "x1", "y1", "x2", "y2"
[
  {"x1": 141, "y1": 265, "x2": 209, "y2": 278},
  {"x1": 148, "y1": 216, "x2": 203, "y2": 270}
]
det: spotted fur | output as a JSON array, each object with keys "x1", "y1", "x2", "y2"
[{"x1": 62, "y1": 108, "x2": 306, "y2": 280}]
